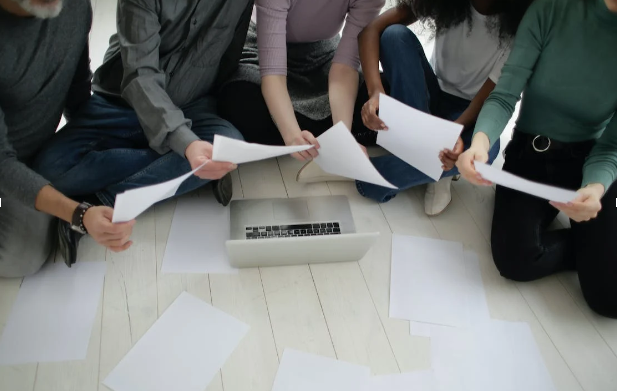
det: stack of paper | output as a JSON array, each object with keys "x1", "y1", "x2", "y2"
[
  {"x1": 388, "y1": 234, "x2": 556, "y2": 391},
  {"x1": 271, "y1": 349, "x2": 437, "y2": 391},
  {"x1": 378, "y1": 94, "x2": 463, "y2": 181},
  {"x1": 103, "y1": 292, "x2": 249, "y2": 391},
  {"x1": 390, "y1": 235, "x2": 470, "y2": 328},
  {"x1": 431, "y1": 320, "x2": 556, "y2": 391},
  {"x1": 161, "y1": 194, "x2": 237, "y2": 274}
]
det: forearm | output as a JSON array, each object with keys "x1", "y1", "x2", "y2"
[
  {"x1": 456, "y1": 79, "x2": 496, "y2": 128},
  {"x1": 329, "y1": 63, "x2": 360, "y2": 130},
  {"x1": 34, "y1": 185, "x2": 79, "y2": 223},
  {"x1": 358, "y1": 6, "x2": 416, "y2": 97},
  {"x1": 358, "y1": 26, "x2": 385, "y2": 97},
  {"x1": 470, "y1": 132, "x2": 491, "y2": 152},
  {"x1": 261, "y1": 75, "x2": 301, "y2": 143}
]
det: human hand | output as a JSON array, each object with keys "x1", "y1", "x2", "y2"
[
  {"x1": 286, "y1": 130, "x2": 320, "y2": 161},
  {"x1": 361, "y1": 93, "x2": 387, "y2": 131},
  {"x1": 550, "y1": 184, "x2": 604, "y2": 222},
  {"x1": 83, "y1": 206, "x2": 135, "y2": 252},
  {"x1": 185, "y1": 140, "x2": 237, "y2": 180},
  {"x1": 456, "y1": 134, "x2": 492, "y2": 186},
  {"x1": 440, "y1": 137, "x2": 464, "y2": 171}
]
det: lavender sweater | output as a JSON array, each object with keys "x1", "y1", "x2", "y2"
[{"x1": 255, "y1": 0, "x2": 384, "y2": 77}]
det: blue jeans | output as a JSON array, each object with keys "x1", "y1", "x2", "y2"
[
  {"x1": 357, "y1": 25, "x2": 500, "y2": 203},
  {"x1": 34, "y1": 93, "x2": 243, "y2": 206}
]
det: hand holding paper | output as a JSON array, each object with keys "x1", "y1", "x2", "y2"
[
  {"x1": 185, "y1": 140, "x2": 237, "y2": 179},
  {"x1": 212, "y1": 135, "x2": 314, "y2": 164},
  {"x1": 377, "y1": 94, "x2": 463, "y2": 181},
  {"x1": 475, "y1": 161, "x2": 578, "y2": 203},
  {"x1": 313, "y1": 122, "x2": 396, "y2": 189},
  {"x1": 112, "y1": 162, "x2": 207, "y2": 223}
]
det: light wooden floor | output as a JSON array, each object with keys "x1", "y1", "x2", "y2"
[{"x1": 1, "y1": 1, "x2": 617, "y2": 391}]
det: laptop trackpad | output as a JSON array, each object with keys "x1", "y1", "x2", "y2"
[{"x1": 273, "y1": 199, "x2": 310, "y2": 221}]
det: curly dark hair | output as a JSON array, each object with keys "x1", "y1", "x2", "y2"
[{"x1": 397, "y1": 0, "x2": 534, "y2": 41}]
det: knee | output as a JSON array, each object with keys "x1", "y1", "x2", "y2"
[
  {"x1": 580, "y1": 276, "x2": 617, "y2": 319},
  {"x1": 491, "y1": 237, "x2": 539, "y2": 282},
  {"x1": 0, "y1": 247, "x2": 49, "y2": 278},
  {"x1": 380, "y1": 25, "x2": 421, "y2": 54},
  {"x1": 215, "y1": 122, "x2": 244, "y2": 141},
  {"x1": 32, "y1": 142, "x2": 75, "y2": 182}
]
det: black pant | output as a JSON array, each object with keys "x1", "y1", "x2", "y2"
[
  {"x1": 491, "y1": 131, "x2": 617, "y2": 318},
  {"x1": 217, "y1": 80, "x2": 381, "y2": 145}
]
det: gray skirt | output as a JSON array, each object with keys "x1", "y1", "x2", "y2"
[{"x1": 227, "y1": 23, "x2": 339, "y2": 121}]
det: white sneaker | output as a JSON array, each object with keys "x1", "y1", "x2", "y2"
[
  {"x1": 424, "y1": 176, "x2": 453, "y2": 216},
  {"x1": 296, "y1": 161, "x2": 353, "y2": 183}
]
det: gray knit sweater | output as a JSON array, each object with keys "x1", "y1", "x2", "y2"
[{"x1": 0, "y1": 0, "x2": 92, "y2": 208}]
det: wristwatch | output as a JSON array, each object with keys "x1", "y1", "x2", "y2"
[{"x1": 71, "y1": 202, "x2": 93, "y2": 234}]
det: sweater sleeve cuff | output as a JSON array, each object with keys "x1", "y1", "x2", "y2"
[
  {"x1": 582, "y1": 168, "x2": 615, "y2": 194},
  {"x1": 168, "y1": 125, "x2": 200, "y2": 157}
]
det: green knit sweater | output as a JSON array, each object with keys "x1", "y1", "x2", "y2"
[{"x1": 475, "y1": 0, "x2": 617, "y2": 191}]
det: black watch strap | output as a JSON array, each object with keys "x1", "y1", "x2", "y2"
[{"x1": 71, "y1": 202, "x2": 93, "y2": 234}]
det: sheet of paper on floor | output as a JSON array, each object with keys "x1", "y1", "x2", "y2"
[
  {"x1": 112, "y1": 162, "x2": 207, "y2": 223},
  {"x1": 211, "y1": 135, "x2": 313, "y2": 164},
  {"x1": 313, "y1": 122, "x2": 397, "y2": 189},
  {"x1": 409, "y1": 250, "x2": 491, "y2": 338},
  {"x1": 161, "y1": 194, "x2": 237, "y2": 274},
  {"x1": 377, "y1": 94, "x2": 463, "y2": 181},
  {"x1": 369, "y1": 370, "x2": 437, "y2": 391},
  {"x1": 475, "y1": 161, "x2": 578, "y2": 203},
  {"x1": 390, "y1": 234, "x2": 469, "y2": 328},
  {"x1": 430, "y1": 319, "x2": 556, "y2": 391},
  {"x1": 271, "y1": 349, "x2": 371, "y2": 391},
  {"x1": 103, "y1": 292, "x2": 249, "y2": 391},
  {"x1": 0, "y1": 262, "x2": 106, "y2": 365}
]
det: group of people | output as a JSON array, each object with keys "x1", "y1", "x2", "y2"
[{"x1": 1, "y1": 0, "x2": 615, "y2": 318}]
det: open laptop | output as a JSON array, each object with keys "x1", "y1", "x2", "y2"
[{"x1": 226, "y1": 195, "x2": 379, "y2": 268}]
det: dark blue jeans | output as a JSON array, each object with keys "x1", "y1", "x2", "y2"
[
  {"x1": 34, "y1": 93, "x2": 243, "y2": 206},
  {"x1": 357, "y1": 25, "x2": 500, "y2": 203}
]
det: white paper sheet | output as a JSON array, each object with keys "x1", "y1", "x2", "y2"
[
  {"x1": 377, "y1": 94, "x2": 463, "y2": 181},
  {"x1": 431, "y1": 320, "x2": 556, "y2": 391},
  {"x1": 103, "y1": 292, "x2": 249, "y2": 391},
  {"x1": 112, "y1": 162, "x2": 207, "y2": 223},
  {"x1": 389, "y1": 234, "x2": 469, "y2": 328},
  {"x1": 408, "y1": 250, "x2": 490, "y2": 338},
  {"x1": 0, "y1": 262, "x2": 106, "y2": 365},
  {"x1": 161, "y1": 194, "x2": 237, "y2": 274},
  {"x1": 271, "y1": 349, "x2": 371, "y2": 391},
  {"x1": 314, "y1": 122, "x2": 397, "y2": 189},
  {"x1": 475, "y1": 161, "x2": 578, "y2": 203},
  {"x1": 211, "y1": 135, "x2": 313, "y2": 164},
  {"x1": 369, "y1": 371, "x2": 437, "y2": 391}
]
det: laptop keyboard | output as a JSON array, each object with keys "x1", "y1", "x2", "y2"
[{"x1": 245, "y1": 222, "x2": 341, "y2": 239}]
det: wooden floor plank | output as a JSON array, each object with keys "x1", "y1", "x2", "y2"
[
  {"x1": 34, "y1": 237, "x2": 106, "y2": 391},
  {"x1": 559, "y1": 273, "x2": 617, "y2": 358},
  {"x1": 0, "y1": 277, "x2": 36, "y2": 391},
  {"x1": 330, "y1": 183, "x2": 434, "y2": 373},
  {"x1": 210, "y1": 271, "x2": 280, "y2": 391},
  {"x1": 418, "y1": 187, "x2": 584, "y2": 391},
  {"x1": 99, "y1": 211, "x2": 158, "y2": 390}
]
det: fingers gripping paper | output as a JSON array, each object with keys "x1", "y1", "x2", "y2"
[
  {"x1": 377, "y1": 94, "x2": 463, "y2": 181},
  {"x1": 211, "y1": 135, "x2": 313, "y2": 164},
  {"x1": 313, "y1": 122, "x2": 397, "y2": 189}
]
